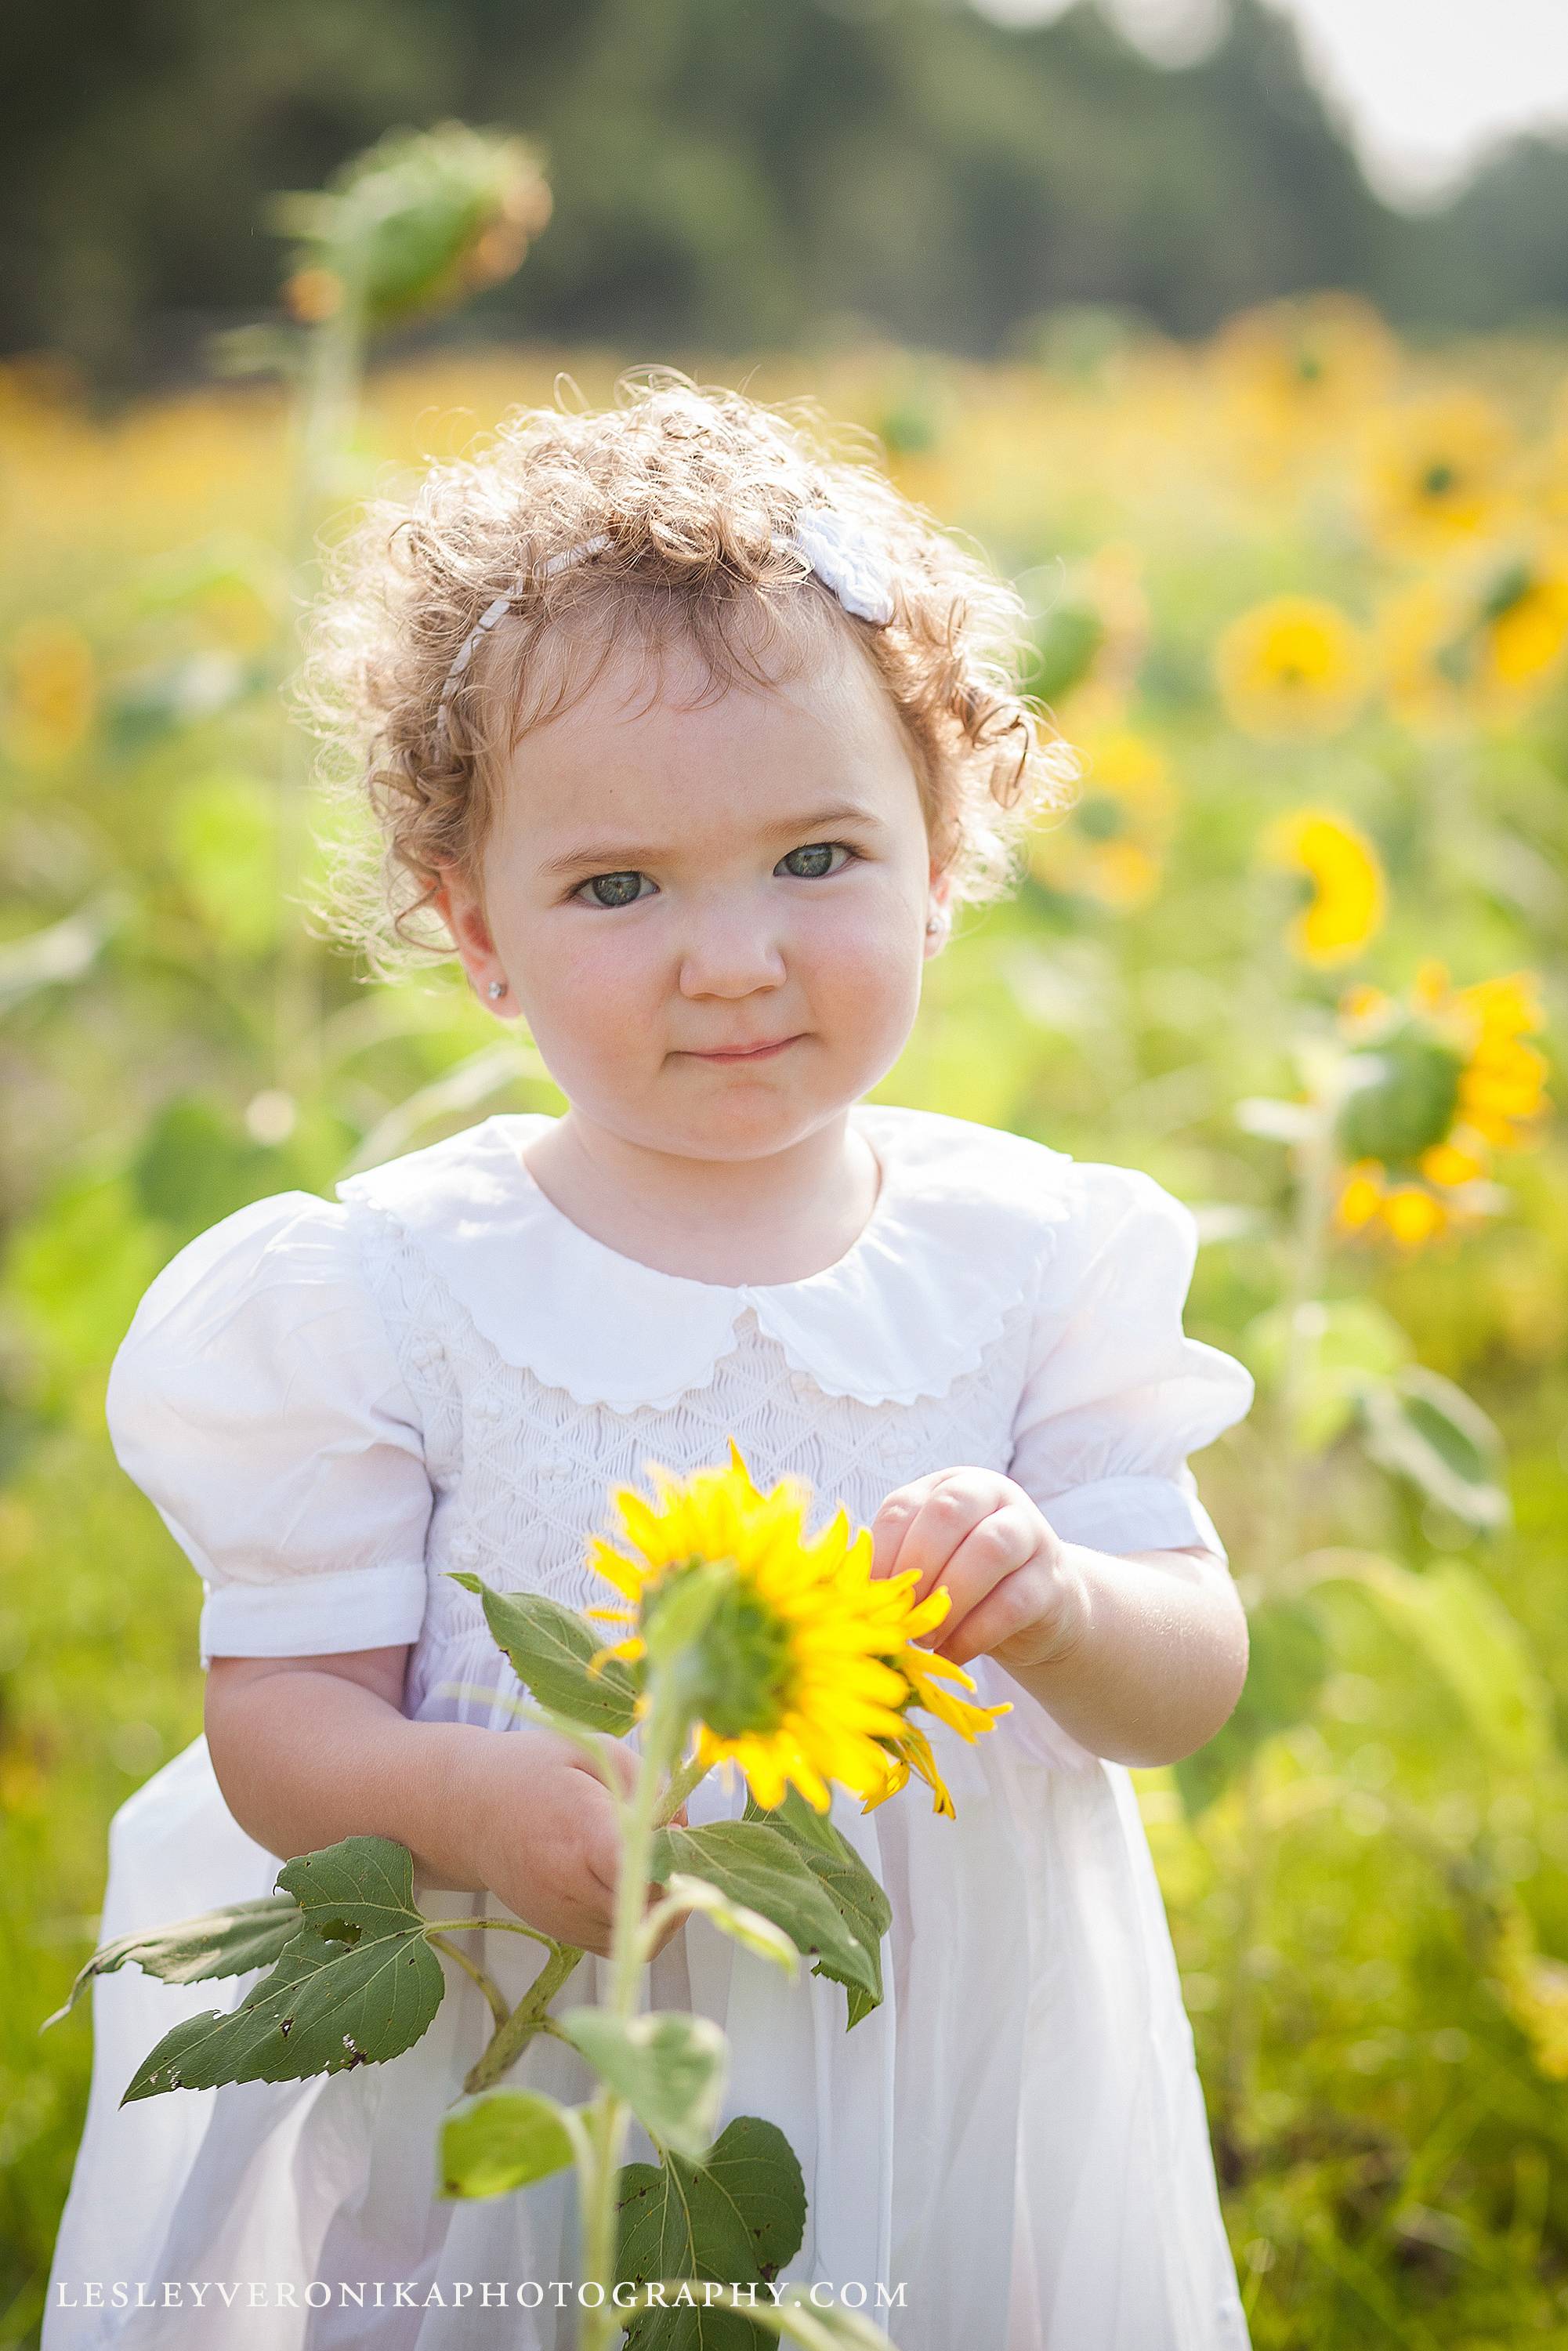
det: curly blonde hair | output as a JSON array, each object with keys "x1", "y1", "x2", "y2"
[{"x1": 302, "y1": 368, "x2": 1077, "y2": 978}]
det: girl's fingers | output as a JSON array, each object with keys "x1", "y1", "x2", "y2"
[
  {"x1": 932, "y1": 1555, "x2": 1056, "y2": 1669},
  {"x1": 867, "y1": 1473, "x2": 945, "y2": 1580},
  {"x1": 878, "y1": 1473, "x2": 1012, "y2": 1615},
  {"x1": 923, "y1": 1502, "x2": 1043, "y2": 1653}
]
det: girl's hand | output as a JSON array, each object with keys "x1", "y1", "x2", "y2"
[
  {"x1": 869, "y1": 1468, "x2": 1088, "y2": 1674},
  {"x1": 464, "y1": 1724, "x2": 688, "y2": 1961}
]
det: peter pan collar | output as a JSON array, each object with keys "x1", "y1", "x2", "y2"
[{"x1": 336, "y1": 1105, "x2": 1071, "y2": 1412}]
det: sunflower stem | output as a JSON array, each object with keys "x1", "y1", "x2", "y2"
[{"x1": 577, "y1": 1679, "x2": 690, "y2": 2351}]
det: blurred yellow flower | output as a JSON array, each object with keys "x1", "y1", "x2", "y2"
[
  {"x1": 1363, "y1": 393, "x2": 1514, "y2": 553},
  {"x1": 4, "y1": 618, "x2": 96, "y2": 765},
  {"x1": 1212, "y1": 293, "x2": 1396, "y2": 445},
  {"x1": 1493, "y1": 1904, "x2": 1568, "y2": 2081},
  {"x1": 1333, "y1": 962, "x2": 1549, "y2": 1248},
  {"x1": 1027, "y1": 729, "x2": 1176, "y2": 909},
  {"x1": 1258, "y1": 808, "x2": 1386, "y2": 966},
  {"x1": 1215, "y1": 596, "x2": 1369, "y2": 740},
  {"x1": 1379, "y1": 550, "x2": 1568, "y2": 730}
]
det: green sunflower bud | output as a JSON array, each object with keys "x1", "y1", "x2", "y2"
[
  {"x1": 1335, "y1": 1016, "x2": 1465, "y2": 1169},
  {"x1": 273, "y1": 123, "x2": 550, "y2": 337}
]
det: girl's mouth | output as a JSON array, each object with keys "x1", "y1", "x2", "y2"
[{"x1": 685, "y1": 1035, "x2": 801, "y2": 1061}]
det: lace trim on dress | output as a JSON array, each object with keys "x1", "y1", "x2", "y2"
[{"x1": 335, "y1": 1103, "x2": 1074, "y2": 1412}]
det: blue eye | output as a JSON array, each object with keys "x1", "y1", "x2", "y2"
[
  {"x1": 574, "y1": 871, "x2": 654, "y2": 908},
  {"x1": 777, "y1": 842, "x2": 854, "y2": 880}
]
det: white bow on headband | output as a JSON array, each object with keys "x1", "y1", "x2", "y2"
[{"x1": 433, "y1": 502, "x2": 896, "y2": 745}]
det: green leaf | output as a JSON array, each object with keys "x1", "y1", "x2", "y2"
[
  {"x1": 557, "y1": 2008, "x2": 728, "y2": 2163},
  {"x1": 41, "y1": 1894, "x2": 302, "y2": 2030},
  {"x1": 1175, "y1": 1597, "x2": 1331, "y2": 1816},
  {"x1": 1335, "y1": 1556, "x2": 1552, "y2": 1771},
  {"x1": 1240, "y1": 1299, "x2": 1412, "y2": 1452},
  {"x1": 1356, "y1": 1367, "x2": 1510, "y2": 1529},
  {"x1": 121, "y1": 1837, "x2": 445, "y2": 2102},
  {"x1": 617, "y1": 2115, "x2": 806, "y2": 2349},
  {"x1": 448, "y1": 1574, "x2": 642, "y2": 1733},
  {"x1": 653, "y1": 1819, "x2": 885, "y2": 2024},
  {"x1": 743, "y1": 1791, "x2": 892, "y2": 2029},
  {"x1": 439, "y1": 2087, "x2": 580, "y2": 2199},
  {"x1": 661, "y1": 1875, "x2": 800, "y2": 1980}
]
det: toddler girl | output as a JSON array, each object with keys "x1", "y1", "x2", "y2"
[{"x1": 46, "y1": 372, "x2": 1255, "y2": 2350}]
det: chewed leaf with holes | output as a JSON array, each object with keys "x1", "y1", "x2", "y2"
[
  {"x1": 41, "y1": 1894, "x2": 303, "y2": 2030},
  {"x1": 121, "y1": 1837, "x2": 446, "y2": 2102}
]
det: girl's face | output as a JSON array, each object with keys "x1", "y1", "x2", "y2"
[{"x1": 436, "y1": 621, "x2": 949, "y2": 1165}]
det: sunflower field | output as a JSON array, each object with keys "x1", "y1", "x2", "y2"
[{"x1": 2, "y1": 273, "x2": 1566, "y2": 2345}]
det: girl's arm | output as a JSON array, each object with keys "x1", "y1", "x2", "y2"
[
  {"x1": 870, "y1": 1473, "x2": 1248, "y2": 1770},
  {"x1": 205, "y1": 1647, "x2": 500, "y2": 1893},
  {"x1": 985, "y1": 1540, "x2": 1248, "y2": 1770},
  {"x1": 204, "y1": 1650, "x2": 683, "y2": 1956}
]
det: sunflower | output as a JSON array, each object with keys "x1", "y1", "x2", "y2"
[
  {"x1": 585, "y1": 1442, "x2": 1009, "y2": 1813},
  {"x1": 1027, "y1": 727, "x2": 1175, "y2": 909},
  {"x1": 1211, "y1": 294, "x2": 1396, "y2": 455},
  {"x1": 1378, "y1": 552, "x2": 1568, "y2": 729},
  {"x1": 1363, "y1": 393, "x2": 1514, "y2": 555},
  {"x1": 1332, "y1": 962, "x2": 1549, "y2": 1248},
  {"x1": 1215, "y1": 596, "x2": 1369, "y2": 741},
  {"x1": 864, "y1": 1639, "x2": 1013, "y2": 1819},
  {"x1": 1258, "y1": 808, "x2": 1386, "y2": 967}
]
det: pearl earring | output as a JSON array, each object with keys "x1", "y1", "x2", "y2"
[{"x1": 487, "y1": 978, "x2": 506, "y2": 1002}]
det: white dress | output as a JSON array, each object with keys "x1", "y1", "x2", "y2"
[{"x1": 45, "y1": 1103, "x2": 1255, "y2": 2351}]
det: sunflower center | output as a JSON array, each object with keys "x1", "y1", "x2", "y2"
[
  {"x1": 1422, "y1": 460, "x2": 1458, "y2": 500},
  {"x1": 654, "y1": 1568, "x2": 796, "y2": 1741},
  {"x1": 1335, "y1": 1024, "x2": 1466, "y2": 1168}
]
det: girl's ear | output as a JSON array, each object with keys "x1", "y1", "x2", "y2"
[
  {"x1": 433, "y1": 865, "x2": 512, "y2": 1009},
  {"x1": 924, "y1": 864, "x2": 954, "y2": 958}
]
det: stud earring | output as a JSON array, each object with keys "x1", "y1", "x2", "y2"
[{"x1": 487, "y1": 978, "x2": 507, "y2": 1002}]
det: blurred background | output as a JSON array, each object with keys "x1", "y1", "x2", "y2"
[{"x1": 2, "y1": 2, "x2": 1566, "y2": 2343}]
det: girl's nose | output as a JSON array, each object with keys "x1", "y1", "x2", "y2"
[{"x1": 675, "y1": 901, "x2": 788, "y2": 998}]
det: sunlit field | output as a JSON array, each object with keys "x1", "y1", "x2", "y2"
[{"x1": 2, "y1": 299, "x2": 1566, "y2": 2346}]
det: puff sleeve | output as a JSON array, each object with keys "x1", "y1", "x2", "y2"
[
  {"x1": 104, "y1": 1193, "x2": 434, "y2": 1671},
  {"x1": 1007, "y1": 1161, "x2": 1254, "y2": 1563}
]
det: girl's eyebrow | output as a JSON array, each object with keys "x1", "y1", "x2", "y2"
[{"x1": 536, "y1": 801, "x2": 884, "y2": 880}]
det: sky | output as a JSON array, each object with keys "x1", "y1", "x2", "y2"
[{"x1": 973, "y1": 0, "x2": 1568, "y2": 207}]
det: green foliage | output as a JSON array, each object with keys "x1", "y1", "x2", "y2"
[
  {"x1": 652, "y1": 1821, "x2": 885, "y2": 2023},
  {"x1": 13, "y1": 0, "x2": 1568, "y2": 383},
  {"x1": 1331, "y1": 1557, "x2": 1555, "y2": 1772},
  {"x1": 616, "y1": 2116, "x2": 806, "y2": 2348},
  {"x1": 439, "y1": 2087, "x2": 580, "y2": 2198},
  {"x1": 1355, "y1": 1368, "x2": 1510, "y2": 1530},
  {"x1": 121, "y1": 1839, "x2": 447, "y2": 2100},
  {"x1": 40, "y1": 1895, "x2": 302, "y2": 2028},
  {"x1": 447, "y1": 1574, "x2": 643, "y2": 1732},
  {"x1": 741, "y1": 1792, "x2": 894, "y2": 2032},
  {"x1": 558, "y1": 2008, "x2": 727, "y2": 2164}
]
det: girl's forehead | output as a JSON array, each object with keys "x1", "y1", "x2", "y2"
[{"x1": 495, "y1": 616, "x2": 914, "y2": 796}]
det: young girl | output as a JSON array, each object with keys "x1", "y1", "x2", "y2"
[{"x1": 46, "y1": 373, "x2": 1255, "y2": 2350}]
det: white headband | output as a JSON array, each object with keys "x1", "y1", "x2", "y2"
[{"x1": 433, "y1": 502, "x2": 896, "y2": 747}]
